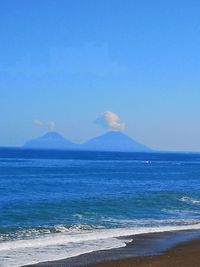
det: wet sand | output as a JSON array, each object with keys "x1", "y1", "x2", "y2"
[
  {"x1": 24, "y1": 230, "x2": 200, "y2": 267},
  {"x1": 90, "y1": 237, "x2": 200, "y2": 267}
]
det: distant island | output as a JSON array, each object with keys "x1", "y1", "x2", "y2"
[{"x1": 24, "y1": 131, "x2": 152, "y2": 152}]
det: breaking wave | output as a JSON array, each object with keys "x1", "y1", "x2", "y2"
[{"x1": 1, "y1": 222, "x2": 200, "y2": 267}]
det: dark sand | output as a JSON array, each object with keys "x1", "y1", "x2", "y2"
[
  {"x1": 23, "y1": 230, "x2": 200, "y2": 267},
  {"x1": 90, "y1": 238, "x2": 200, "y2": 267}
]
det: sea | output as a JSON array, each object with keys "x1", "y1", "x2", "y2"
[{"x1": 0, "y1": 148, "x2": 200, "y2": 267}]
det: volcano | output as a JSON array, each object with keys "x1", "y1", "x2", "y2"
[
  {"x1": 81, "y1": 131, "x2": 151, "y2": 152},
  {"x1": 24, "y1": 132, "x2": 77, "y2": 150}
]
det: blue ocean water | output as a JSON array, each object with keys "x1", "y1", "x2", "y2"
[{"x1": 0, "y1": 149, "x2": 200, "y2": 266}]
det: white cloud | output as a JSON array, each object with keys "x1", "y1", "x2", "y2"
[
  {"x1": 47, "y1": 121, "x2": 56, "y2": 131},
  {"x1": 33, "y1": 119, "x2": 44, "y2": 127},
  {"x1": 33, "y1": 119, "x2": 56, "y2": 131},
  {"x1": 95, "y1": 111, "x2": 125, "y2": 131}
]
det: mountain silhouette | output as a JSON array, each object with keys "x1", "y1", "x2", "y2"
[
  {"x1": 24, "y1": 131, "x2": 152, "y2": 152},
  {"x1": 81, "y1": 131, "x2": 151, "y2": 152},
  {"x1": 24, "y1": 132, "x2": 77, "y2": 150}
]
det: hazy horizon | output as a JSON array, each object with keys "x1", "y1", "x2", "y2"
[{"x1": 0, "y1": 129, "x2": 199, "y2": 153}]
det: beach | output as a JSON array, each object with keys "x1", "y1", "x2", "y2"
[
  {"x1": 90, "y1": 237, "x2": 200, "y2": 267},
  {"x1": 23, "y1": 229, "x2": 200, "y2": 267}
]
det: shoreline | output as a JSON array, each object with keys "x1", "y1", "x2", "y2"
[
  {"x1": 23, "y1": 229, "x2": 200, "y2": 267},
  {"x1": 89, "y1": 237, "x2": 200, "y2": 267}
]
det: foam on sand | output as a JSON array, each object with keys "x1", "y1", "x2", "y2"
[{"x1": 1, "y1": 223, "x2": 200, "y2": 267}]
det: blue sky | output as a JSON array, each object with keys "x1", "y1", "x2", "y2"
[{"x1": 0, "y1": 0, "x2": 200, "y2": 151}]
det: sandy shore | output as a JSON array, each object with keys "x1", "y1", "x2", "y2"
[
  {"x1": 24, "y1": 229, "x2": 200, "y2": 267},
  {"x1": 90, "y1": 237, "x2": 200, "y2": 267}
]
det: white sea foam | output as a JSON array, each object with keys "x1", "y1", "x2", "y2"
[
  {"x1": 180, "y1": 196, "x2": 200, "y2": 205},
  {"x1": 1, "y1": 223, "x2": 200, "y2": 267}
]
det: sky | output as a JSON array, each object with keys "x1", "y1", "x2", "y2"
[{"x1": 0, "y1": 0, "x2": 200, "y2": 151}]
